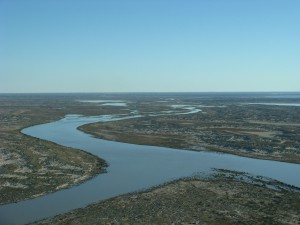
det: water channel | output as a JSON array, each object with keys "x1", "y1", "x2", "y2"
[{"x1": 0, "y1": 113, "x2": 300, "y2": 225}]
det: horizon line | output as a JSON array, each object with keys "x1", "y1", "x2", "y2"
[{"x1": 1, "y1": 91, "x2": 300, "y2": 95}]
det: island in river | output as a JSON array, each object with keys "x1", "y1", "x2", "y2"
[
  {"x1": 1, "y1": 93, "x2": 300, "y2": 224},
  {"x1": 80, "y1": 93, "x2": 300, "y2": 164}
]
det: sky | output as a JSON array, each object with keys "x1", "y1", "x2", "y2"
[{"x1": 0, "y1": 0, "x2": 299, "y2": 93}]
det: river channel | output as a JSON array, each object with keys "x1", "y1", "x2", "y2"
[{"x1": 0, "y1": 113, "x2": 300, "y2": 225}]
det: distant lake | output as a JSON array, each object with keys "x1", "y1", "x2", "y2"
[
  {"x1": 265, "y1": 94, "x2": 300, "y2": 99},
  {"x1": 78, "y1": 100, "x2": 126, "y2": 103},
  {"x1": 247, "y1": 103, "x2": 300, "y2": 107},
  {"x1": 101, "y1": 103, "x2": 127, "y2": 107},
  {"x1": 78, "y1": 100, "x2": 128, "y2": 107}
]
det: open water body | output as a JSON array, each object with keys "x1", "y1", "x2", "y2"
[
  {"x1": 248, "y1": 103, "x2": 300, "y2": 107},
  {"x1": 0, "y1": 114, "x2": 300, "y2": 225}
]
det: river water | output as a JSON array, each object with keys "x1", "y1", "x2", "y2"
[{"x1": 0, "y1": 114, "x2": 300, "y2": 225}]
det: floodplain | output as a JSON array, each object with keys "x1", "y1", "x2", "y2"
[{"x1": 1, "y1": 93, "x2": 300, "y2": 225}]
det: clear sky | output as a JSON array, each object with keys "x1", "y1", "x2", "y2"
[{"x1": 0, "y1": 0, "x2": 299, "y2": 93}]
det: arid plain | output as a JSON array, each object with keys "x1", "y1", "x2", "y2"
[{"x1": 1, "y1": 93, "x2": 300, "y2": 225}]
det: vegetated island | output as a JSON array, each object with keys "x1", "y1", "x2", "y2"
[{"x1": 79, "y1": 97, "x2": 300, "y2": 164}]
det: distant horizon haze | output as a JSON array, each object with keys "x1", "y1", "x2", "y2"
[{"x1": 1, "y1": 91, "x2": 300, "y2": 95}]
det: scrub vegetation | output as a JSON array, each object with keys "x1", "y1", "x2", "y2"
[
  {"x1": 2, "y1": 93, "x2": 300, "y2": 225},
  {"x1": 0, "y1": 94, "x2": 112, "y2": 204},
  {"x1": 32, "y1": 170, "x2": 300, "y2": 225},
  {"x1": 81, "y1": 94, "x2": 300, "y2": 163}
]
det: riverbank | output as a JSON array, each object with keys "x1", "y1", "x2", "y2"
[
  {"x1": 2, "y1": 93, "x2": 300, "y2": 224},
  {"x1": 32, "y1": 170, "x2": 300, "y2": 225},
  {"x1": 0, "y1": 94, "x2": 110, "y2": 204},
  {"x1": 79, "y1": 102, "x2": 300, "y2": 164}
]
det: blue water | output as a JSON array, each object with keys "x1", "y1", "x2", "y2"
[
  {"x1": 0, "y1": 114, "x2": 299, "y2": 225},
  {"x1": 247, "y1": 103, "x2": 300, "y2": 106}
]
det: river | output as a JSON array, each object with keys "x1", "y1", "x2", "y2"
[{"x1": 0, "y1": 113, "x2": 300, "y2": 225}]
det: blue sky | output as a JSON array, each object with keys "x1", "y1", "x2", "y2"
[{"x1": 1, "y1": 0, "x2": 299, "y2": 93}]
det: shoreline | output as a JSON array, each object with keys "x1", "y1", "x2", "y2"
[
  {"x1": 2, "y1": 93, "x2": 300, "y2": 224},
  {"x1": 31, "y1": 169, "x2": 300, "y2": 225},
  {"x1": 0, "y1": 126, "x2": 107, "y2": 205},
  {"x1": 0, "y1": 97, "x2": 108, "y2": 206},
  {"x1": 78, "y1": 124, "x2": 300, "y2": 165}
]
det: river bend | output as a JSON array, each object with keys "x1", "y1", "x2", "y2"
[{"x1": 0, "y1": 114, "x2": 299, "y2": 225}]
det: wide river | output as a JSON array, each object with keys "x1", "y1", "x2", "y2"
[{"x1": 0, "y1": 114, "x2": 300, "y2": 225}]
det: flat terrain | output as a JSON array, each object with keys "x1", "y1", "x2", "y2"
[
  {"x1": 2, "y1": 93, "x2": 300, "y2": 224},
  {"x1": 0, "y1": 94, "x2": 115, "y2": 204},
  {"x1": 32, "y1": 170, "x2": 300, "y2": 225},
  {"x1": 81, "y1": 95, "x2": 300, "y2": 163}
]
